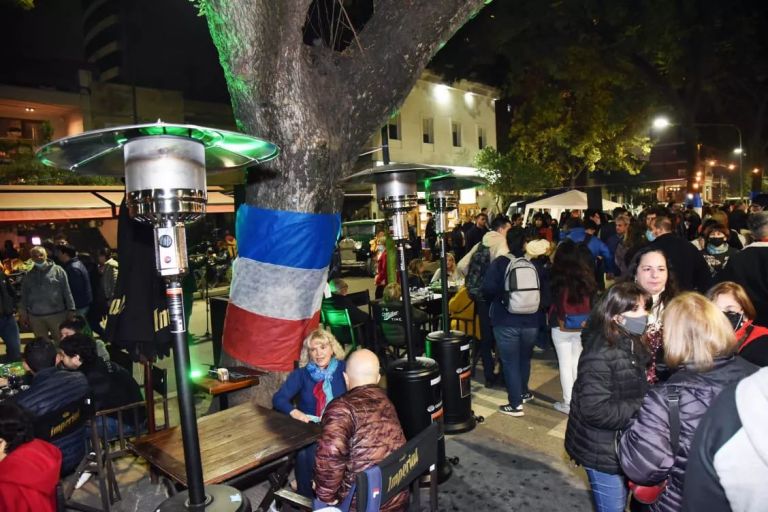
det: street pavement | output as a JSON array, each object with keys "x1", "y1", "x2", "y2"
[{"x1": 6, "y1": 274, "x2": 593, "y2": 511}]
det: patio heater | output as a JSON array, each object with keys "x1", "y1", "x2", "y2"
[
  {"x1": 37, "y1": 122, "x2": 279, "y2": 512},
  {"x1": 343, "y1": 163, "x2": 453, "y2": 483},
  {"x1": 424, "y1": 175, "x2": 482, "y2": 434}
]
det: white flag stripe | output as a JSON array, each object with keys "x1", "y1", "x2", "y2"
[{"x1": 229, "y1": 257, "x2": 328, "y2": 321}]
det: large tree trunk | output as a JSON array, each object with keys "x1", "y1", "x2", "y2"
[{"x1": 202, "y1": 0, "x2": 487, "y2": 406}]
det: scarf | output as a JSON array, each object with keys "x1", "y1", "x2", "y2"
[{"x1": 306, "y1": 357, "x2": 338, "y2": 420}]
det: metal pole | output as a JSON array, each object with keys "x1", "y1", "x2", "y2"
[
  {"x1": 396, "y1": 241, "x2": 416, "y2": 365},
  {"x1": 165, "y1": 277, "x2": 207, "y2": 508},
  {"x1": 737, "y1": 127, "x2": 744, "y2": 200},
  {"x1": 439, "y1": 234, "x2": 449, "y2": 333}
]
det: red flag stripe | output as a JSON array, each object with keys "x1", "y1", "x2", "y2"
[{"x1": 222, "y1": 302, "x2": 321, "y2": 371}]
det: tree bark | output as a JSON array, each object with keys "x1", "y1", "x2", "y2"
[{"x1": 201, "y1": 0, "x2": 487, "y2": 405}]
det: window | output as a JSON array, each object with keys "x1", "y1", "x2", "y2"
[
  {"x1": 452, "y1": 121, "x2": 462, "y2": 147},
  {"x1": 387, "y1": 114, "x2": 401, "y2": 140},
  {"x1": 477, "y1": 126, "x2": 487, "y2": 150},
  {"x1": 422, "y1": 118, "x2": 434, "y2": 144}
]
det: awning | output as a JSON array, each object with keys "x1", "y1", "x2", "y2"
[
  {"x1": 0, "y1": 191, "x2": 114, "y2": 222},
  {"x1": 0, "y1": 186, "x2": 234, "y2": 222}
]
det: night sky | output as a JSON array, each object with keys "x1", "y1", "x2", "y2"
[{"x1": 0, "y1": 0, "x2": 230, "y2": 102}]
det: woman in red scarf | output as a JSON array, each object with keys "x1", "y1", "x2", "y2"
[
  {"x1": 707, "y1": 281, "x2": 768, "y2": 366},
  {"x1": 272, "y1": 329, "x2": 347, "y2": 497}
]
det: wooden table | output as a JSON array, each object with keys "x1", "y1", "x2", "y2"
[
  {"x1": 191, "y1": 376, "x2": 259, "y2": 410},
  {"x1": 132, "y1": 403, "x2": 320, "y2": 510}
]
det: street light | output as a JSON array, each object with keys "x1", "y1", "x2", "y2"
[{"x1": 652, "y1": 116, "x2": 745, "y2": 200}]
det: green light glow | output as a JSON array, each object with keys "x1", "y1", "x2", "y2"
[{"x1": 190, "y1": 369, "x2": 203, "y2": 379}]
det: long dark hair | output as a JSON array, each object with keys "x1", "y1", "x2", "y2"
[
  {"x1": 589, "y1": 281, "x2": 650, "y2": 346},
  {"x1": 551, "y1": 239, "x2": 597, "y2": 303},
  {"x1": 625, "y1": 245, "x2": 680, "y2": 307}
]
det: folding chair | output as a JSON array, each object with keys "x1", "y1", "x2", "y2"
[
  {"x1": 274, "y1": 424, "x2": 440, "y2": 512},
  {"x1": 356, "y1": 422, "x2": 440, "y2": 512}
]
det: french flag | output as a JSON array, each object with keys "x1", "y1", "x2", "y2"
[{"x1": 222, "y1": 205, "x2": 340, "y2": 371}]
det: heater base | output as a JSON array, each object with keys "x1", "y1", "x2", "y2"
[
  {"x1": 443, "y1": 415, "x2": 477, "y2": 435},
  {"x1": 157, "y1": 485, "x2": 250, "y2": 512}
]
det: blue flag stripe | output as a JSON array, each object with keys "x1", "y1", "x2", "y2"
[{"x1": 236, "y1": 205, "x2": 341, "y2": 270}]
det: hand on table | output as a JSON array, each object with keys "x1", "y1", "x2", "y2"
[{"x1": 289, "y1": 409, "x2": 311, "y2": 423}]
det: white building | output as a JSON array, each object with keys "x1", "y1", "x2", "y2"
[{"x1": 359, "y1": 70, "x2": 499, "y2": 226}]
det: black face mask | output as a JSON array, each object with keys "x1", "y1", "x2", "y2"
[
  {"x1": 724, "y1": 311, "x2": 744, "y2": 331},
  {"x1": 707, "y1": 238, "x2": 726, "y2": 247}
]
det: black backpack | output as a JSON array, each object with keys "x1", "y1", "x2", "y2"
[{"x1": 465, "y1": 244, "x2": 491, "y2": 301}]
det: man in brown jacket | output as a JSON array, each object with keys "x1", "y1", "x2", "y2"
[{"x1": 314, "y1": 349, "x2": 408, "y2": 512}]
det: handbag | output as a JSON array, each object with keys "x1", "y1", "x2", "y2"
[
  {"x1": 628, "y1": 388, "x2": 680, "y2": 505},
  {"x1": 312, "y1": 482, "x2": 356, "y2": 512}
]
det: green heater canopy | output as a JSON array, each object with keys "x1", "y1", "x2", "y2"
[{"x1": 36, "y1": 122, "x2": 280, "y2": 175}]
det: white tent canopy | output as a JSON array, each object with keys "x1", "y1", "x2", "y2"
[{"x1": 523, "y1": 189, "x2": 623, "y2": 226}]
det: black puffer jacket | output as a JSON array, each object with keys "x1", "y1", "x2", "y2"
[
  {"x1": 619, "y1": 356, "x2": 757, "y2": 511},
  {"x1": 565, "y1": 326, "x2": 650, "y2": 474}
]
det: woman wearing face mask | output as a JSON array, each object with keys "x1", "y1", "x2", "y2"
[
  {"x1": 619, "y1": 293, "x2": 758, "y2": 512},
  {"x1": 626, "y1": 246, "x2": 680, "y2": 383},
  {"x1": 565, "y1": 282, "x2": 651, "y2": 512},
  {"x1": 699, "y1": 223, "x2": 738, "y2": 279},
  {"x1": 707, "y1": 281, "x2": 768, "y2": 366}
]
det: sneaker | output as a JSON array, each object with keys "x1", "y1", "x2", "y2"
[
  {"x1": 75, "y1": 471, "x2": 92, "y2": 490},
  {"x1": 521, "y1": 392, "x2": 534, "y2": 403},
  {"x1": 498, "y1": 404, "x2": 524, "y2": 417},
  {"x1": 553, "y1": 402, "x2": 570, "y2": 415}
]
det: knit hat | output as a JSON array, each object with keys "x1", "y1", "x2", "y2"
[{"x1": 525, "y1": 239, "x2": 551, "y2": 258}]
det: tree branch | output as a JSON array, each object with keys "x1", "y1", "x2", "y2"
[{"x1": 339, "y1": 0, "x2": 487, "y2": 162}]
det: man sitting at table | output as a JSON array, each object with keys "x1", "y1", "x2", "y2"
[
  {"x1": 380, "y1": 283, "x2": 429, "y2": 354},
  {"x1": 314, "y1": 349, "x2": 408, "y2": 512},
  {"x1": 58, "y1": 333, "x2": 145, "y2": 438},
  {"x1": 14, "y1": 338, "x2": 90, "y2": 475},
  {"x1": 327, "y1": 278, "x2": 371, "y2": 327}
]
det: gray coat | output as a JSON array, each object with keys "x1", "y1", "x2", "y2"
[
  {"x1": 19, "y1": 261, "x2": 75, "y2": 316},
  {"x1": 619, "y1": 356, "x2": 757, "y2": 511}
]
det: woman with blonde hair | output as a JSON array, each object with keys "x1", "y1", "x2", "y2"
[
  {"x1": 707, "y1": 281, "x2": 768, "y2": 366},
  {"x1": 273, "y1": 328, "x2": 346, "y2": 497},
  {"x1": 619, "y1": 292, "x2": 757, "y2": 511}
]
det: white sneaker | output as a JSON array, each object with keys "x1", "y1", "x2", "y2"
[
  {"x1": 553, "y1": 402, "x2": 570, "y2": 415},
  {"x1": 75, "y1": 471, "x2": 92, "y2": 490}
]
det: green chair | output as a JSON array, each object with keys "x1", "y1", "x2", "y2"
[{"x1": 320, "y1": 305, "x2": 363, "y2": 351}]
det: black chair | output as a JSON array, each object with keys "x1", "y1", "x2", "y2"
[
  {"x1": 355, "y1": 422, "x2": 440, "y2": 512},
  {"x1": 372, "y1": 302, "x2": 427, "y2": 362}
]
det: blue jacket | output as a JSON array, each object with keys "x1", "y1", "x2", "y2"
[
  {"x1": 273, "y1": 359, "x2": 347, "y2": 417},
  {"x1": 63, "y1": 258, "x2": 92, "y2": 309},
  {"x1": 15, "y1": 367, "x2": 90, "y2": 474},
  {"x1": 480, "y1": 255, "x2": 549, "y2": 328},
  {"x1": 566, "y1": 227, "x2": 617, "y2": 274}
]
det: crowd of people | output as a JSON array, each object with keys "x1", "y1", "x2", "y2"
[
  {"x1": 439, "y1": 194, "x2": 768, "y2": 512},
  {"x1": 0, "y1": 240, "x2": 147, "y2": 511}
]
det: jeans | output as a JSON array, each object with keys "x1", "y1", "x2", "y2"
[
  {"x1": 0, "y1": 314, "x2": 21, "y2": 362},
  {"x1": 295, "y1": 442, "x2": 318, "y2": 498},
  {"x1": 585, "y1": 468, "x2": 627, "y2": 512},
  {"x1": 551, "y1": 327, "x2": 583, "y2": 405},
  {"x1": 476, "y1": 299, "x2": 496, "y2": 382},
  {"x1": 493, "y1": 325, "x2": 537, "y2": 407},
  {"x1": 93, "y1": 416, "x2": 144, "y2": 441}
]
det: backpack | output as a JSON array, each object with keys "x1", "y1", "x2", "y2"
[
  {"x1": 502, "y1": 256, "x2": 541, "y2": 314},
  {"x1": 465, "y1": 244, "x2": 491, "y2": 301}
]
